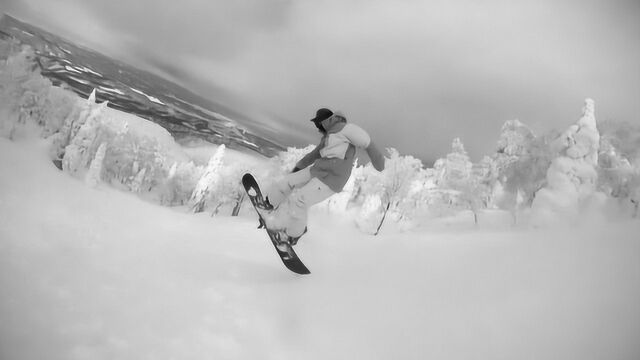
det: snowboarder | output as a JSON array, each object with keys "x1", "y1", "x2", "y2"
[{"x1": 260, "y1": 108, "x2": 385, "y2": 244}]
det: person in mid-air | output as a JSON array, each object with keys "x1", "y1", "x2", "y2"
[{"x1": 261, "y1": 107, "x2": 385, "y2": 245}]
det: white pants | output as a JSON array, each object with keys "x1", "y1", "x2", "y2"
[{"x1": 264, "y1": 168, "x2": 335, "y2": 237}]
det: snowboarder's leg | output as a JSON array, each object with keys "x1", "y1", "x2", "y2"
[
  {"x1": 264, "y1": 167, "x2": 312, "y2": 207},
  {"x1": 259, "y1": 168, "x2": 312, "y2": 231},
  {"x1": 282, "y1": 178, "x2": 335, "y2": 238}
]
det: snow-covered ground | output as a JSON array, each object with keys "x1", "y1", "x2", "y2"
[{"x1": 1, "y1": 137, "x2": 639, "y2": 360}]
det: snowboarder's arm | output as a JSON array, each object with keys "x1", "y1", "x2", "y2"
[
  {"x1": 292, "y1": 145, "x2": 322, "y2": 172},
  {"x1": 342, "y1": 124, "x2": 384, "y2": 171},
  {"x1": 366, "y1": 140, "x2": 385, "y2": 171}
]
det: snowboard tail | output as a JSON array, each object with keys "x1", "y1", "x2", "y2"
[{"x1": 242, "y1": 173, "x2": 310, "y2": 275}]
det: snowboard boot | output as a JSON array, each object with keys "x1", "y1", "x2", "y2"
[
  {"x1": 256, "y1": 197, "x2": 275, "y2": 229},
  {"x1": 263, "y1": 196, "x2": 275, "y2": 211},
  {"x1": 272, "y1": 227, "x2": 307, "y2": 251},
  {"x1": 287, "y1": 226, "x2": 308, "y2": 246},
  {"x1": 274, "y1": 233, "x2": 291, "y2": 252}
]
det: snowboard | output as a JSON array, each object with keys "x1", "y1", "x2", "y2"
[{"x1": 241, "y1": 173, "x2": 311, "y2": 275}]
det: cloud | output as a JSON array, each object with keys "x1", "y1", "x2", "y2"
[
  {"x1": 202, "y1": 0, "x2": 640, "y2": 160},
  {"x1": 5, "y1": 0, "x2": 640, "y2": 163},
  {"x1": 77, "y1": 0, "x2": 292, "y2": 60}
]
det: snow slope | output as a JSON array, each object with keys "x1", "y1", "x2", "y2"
[{"x1": 1, "y1": 137, "x2": 639, "y2": 360}]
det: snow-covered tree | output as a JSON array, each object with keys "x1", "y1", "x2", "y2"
[
  {"x1": 490, "y1": 120, "x2": 539, "y2": 215},
  {"x1": 130, "y1": 168, "x2": 147, "y2": 193},
  {"x1": 475, "y1": 155, "x2": 500, "y2": 208},
  {"x1": 355, "y1": 193, "x2": 384, "y2": 234},
  {"x1": 346, "y1": 163, "x2": 372, "y2": 207},
  {"x1": 599, "y1": 121, "x2": 640, "y2": 166},
  {"x1": 456, "y1": 159, "x2": 497, "y2": 224},
  {"x1": 51, "y1": 96, "x2": 95, "y2": 166},
  {"x1": 357, "y1": 148, "x2": 422, "y2": 234},
  {"x1": 126, "y1": 136, "x2": 168, "y2": 194},
  {"x1": 0, "y1": 45, "x2": 75, "y2": 140},
  {"x1": 208, "y1": 164, "x2": 249, "y2": 216},
  {"x1": 597, "y1": 123, "x2": 640, "y2": 216},
  {"x1": 531, "y1": 99, "x2": 604, "y2": 225},
  {"x1": 496, "y1": 120, "x2": 535, "y2": 159},
  {"x1": 499, "y1": 131, "x2": 558, "y2": 220},
  {"x1": 85, "y1": 142, "x2": 107, "y2": 187},
  {"x1": 157, "y1": 162, "x2": 179, "y2": 205},
  {"x1": 189, "y1": 145, "x2": 226, "y2": 213},
  {"x1": 271, "y1": 145, "x2": 316, "y2": 174},
  {"x1": 399, "y1": 167, "x2": 438, "y2": 217},
  {"x1": 159, "y1": 161, "x2": 202, "y2": 206},
  {"x1": 563, "y1": 99, "x2": 600, "y2": 164},
  {"x1": 429, "y1": 138, "x2": 484, "y2": 221},
  {"x1": 439, "y1": 138, "x2": 473, "y2": 188},
  {"x1": 62, "y1": 94, "x2": 110, "y2": 176},
  {"x1": 0, "y1": 41, "x2": 197, "y2": 206},
  {"x1": 597, "y1": 139, "x2": 634, "y2": 197}
]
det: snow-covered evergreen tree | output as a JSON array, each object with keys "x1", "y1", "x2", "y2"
[
  {"x1": 62, "y1": 93, "x2": 110, "y2": 176},
  {"x1": 440, "y1": 138, "x2": 472, "y2": 188},
  {"x1": 52, "y1": 92, "x2": 99, "y2": 166},
  {"x1": 130, "y1": 168, "x2": 147, "y2": 193},
  {"x1": 429, "y1": 138, "x2": 482, "y2": 220},
  {"x1": 0, "y1": 46, "x2": 75, "y2": 140},
  {"x1": 85, "y1": 142, "x2": 107, "y2": 187},
  {"x1": 597, "y1": 123, "x2": 640, "y2": 216},
  {"x1": 159, "y1": 161, "x2": 202, "y2": 206},
  {"x1": 598, "y1": 121, "x2": 640, "y2": 166},
  {"x1": 597, "y1": 138, "x2": 634, "y2": 197},
  {"x1": 125, "y1": 136, "x2": 167, "y2": 194},
  {"x1": 475, "y1": 155, "x2": 499, "y2": 208},
  {"x1": 0, "y1": 41, "x2": 195, "y2": 206},
  {"x1": 189, "y1": 145, "x2": 226, "y2": 213},
  {"x1": 208, "y1": 164, "x2": 249, "y2": 216},
  {"x1": 499, "y1": 131, "x2": 558, "y2": 222},
  {"x1": 531, "y1": 99, "x2": 604, "y2": 224}
]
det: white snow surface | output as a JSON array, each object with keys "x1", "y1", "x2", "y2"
[{"x1": 1, "y1": 137, "x2": 639, "y2": 360}]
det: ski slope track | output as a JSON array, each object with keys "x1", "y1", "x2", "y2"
[{"x1": 1, "y1": 138, "x2": 639, "y2": 360}]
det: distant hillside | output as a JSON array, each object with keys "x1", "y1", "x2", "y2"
[{"x1": 0, "y1": 14, "x2": 286, "y2": 157}]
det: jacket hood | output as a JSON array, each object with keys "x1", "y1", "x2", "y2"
[{"x1": 323, "y1": 111, "x2": 347, "y2": 134}]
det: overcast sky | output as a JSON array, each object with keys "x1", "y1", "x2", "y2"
[{"x1": 2, "y1": 0, "x2": 639, "y2": 162}]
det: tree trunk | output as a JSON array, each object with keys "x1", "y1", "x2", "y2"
[
  {"x1": 191, "y1": 201, "x2": 205, "y2": 214},
  {"x1": 374, "y1": 201, "x2": 391, "y2": 236},
  {"x1": 210, "y1": 202, "x2": 222, "y2": 217},
  {"x1": 231, "y1": 194, "x2": 245, "y2": 216}
]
